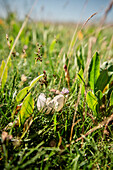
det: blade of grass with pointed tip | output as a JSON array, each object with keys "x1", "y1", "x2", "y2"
[
  {"x1": 49, "y1": 38, "x2": 57, "y2": 73},
  {"x1": 0, "y1": 60, "x2": 8, "y2": 90}
]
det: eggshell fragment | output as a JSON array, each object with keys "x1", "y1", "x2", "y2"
[{"x1": 37, "y1": 93, "x2": 46, "y2": 111}]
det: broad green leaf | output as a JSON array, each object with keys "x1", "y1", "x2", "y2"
[
  {"x1": 29, "y1": 74, "x2": 44, "y2": 90},
  {"x1": 108, "y1": 65, "x2": 113, "y2": 72},
  {"x1": 19, "y1": 93, "x2": 34, "y2": 125},
  {"x1": 95, "y1": 70, "x2": 109, "y2": 92},
  {"x1": 110, "y1": 91, "x2": 113, "y2": 106},
  {"x1": 96, "y1": 90, "x2": 103, "y2": 101},
  {"x1": 107, "y1": 86, "x2": 113, "y2": 102},
  {"x1": 16, "y1": 74, "x2": 43, "y2": 103},
  {"x1": 77, "y1": 68, "x2": 85, "y2": 85},
  {"x1": 16, "y1": 87, "x2": 30, "y2": 103},
  {"x1": 88, "y1": 52, "x2": 100, "y2": 92},
  {"x1": 86, "y1": 91, "x2": 97, "y2": 112},
  {"x1": 95, "y1": 90, "x2": 103, "y2": 112},
  {"x1": 0, "y1": 60, "x2": 8, "y2": 90}
]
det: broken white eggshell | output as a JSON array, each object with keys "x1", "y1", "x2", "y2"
[
  {"x1": 46, "y1": 97, "x2": 52, "y2": 105},
  {"x1": 45, "y1": 94, "x2": 65, "y2": 114},
  {"x1": 37, "y1": 93, "x2": 46, "y2": 111},
  {"x1": 52, "y1": 94, "x2": 64, "y2": 111},
  {"x1": 37, "y1": 93, "x2": 65, "y2": 114},
  {"x1": 44, "y1": 99, "x2": 55, "y2": 114}
]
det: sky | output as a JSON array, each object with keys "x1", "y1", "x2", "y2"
[{"x1": 0, "y1": 0, "x2": 113, "y2": 23}]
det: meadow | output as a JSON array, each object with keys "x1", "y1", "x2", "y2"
[{"x1": 0, "y1": 12, "x2": 113, "y2": 169}]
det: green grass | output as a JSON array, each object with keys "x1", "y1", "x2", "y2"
[{"x1": 0, "y1": 13, "x2": 113, "y2": 169}]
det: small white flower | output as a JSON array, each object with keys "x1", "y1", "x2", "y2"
[{"x1": 61, "y1": 87, "x2": 69, "y2": 95}]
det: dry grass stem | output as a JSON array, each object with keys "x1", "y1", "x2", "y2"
[
  {"x1": 76, "y1": 114, "x2": 113, "y2": 142},
  {"x1": 81, "y1": 12, "x2": 97, "y2": 30},
  {"x1": 67, "y1": 12, "x2": 97, "y2": 75},
  {"x1": 70, "y1": 85, "x2": 82, "y2": 142},
  {"x1": 100, "y1": 0, "x2": 113, "y2": 25},
  {"x1": 84, "y1": 36, "x2": 96, "y2": 78}
]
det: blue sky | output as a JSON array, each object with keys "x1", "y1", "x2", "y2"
[{"x1": 0, "y1": 0, "x2": 113, "y2": 23}]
